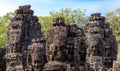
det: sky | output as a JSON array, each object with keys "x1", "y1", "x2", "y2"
[{"x1": 0, "y1": 0, "x2": 120, "y2": 16}]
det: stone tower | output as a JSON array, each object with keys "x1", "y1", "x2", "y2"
[
  {"x1": 43, "y1": 18, "x2": 68, "y2": 71},
  {"x1": 5, "y1": 5, "x2": 45, "y2": 71},
  {"x1": 85, "y1": 13, "x2": 117, "y2": 71},
  {"x1": 44, "y1": 18, "x2": 87, "y2": 71}
]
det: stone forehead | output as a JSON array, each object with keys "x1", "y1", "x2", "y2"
[
  {"x1": 5, "y1": 53, "x2": 22, "y2": 59},
  {"x1": 52, "y1": 17, "x2": 65, "y2": 26}
]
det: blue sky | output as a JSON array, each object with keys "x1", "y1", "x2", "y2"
[{"x1": 0, "y1": 0, "x2": 120, "y2": 16}]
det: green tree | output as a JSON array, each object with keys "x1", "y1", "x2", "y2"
[
  {"x1": 50, "y1": 8, "x2": 87, "y2": 27},
  {"x1": 106, "y1": 8, "x2": 120, "y2": 47},
  {"x1": 39, "y1": 8, "x2": 87, "y2": 36},
  {"x1": 38, "y1": 16, "x2": 52, "y2": 36},
  {"x1": 0, "y1": 12, "x2": 14, "y2": 48},
  {"x1": 106, "y1": 8, "x2": 120, "y2": 35}
]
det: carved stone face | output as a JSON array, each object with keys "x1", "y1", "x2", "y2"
[
  {"x1": 86, "y1": 27, "x2": 103, "y2": 47},
  {"x1": 5, "y1": 53, "x2": 23, "y2": 71},
  {"x1": 31, "y1": 53, "x2": 43, "y2": 70},
  {"x1": 9, "y1": 29, "x2": 21, "y2": 44},
  {"x1": 85, "y1": 27, "x2": 104, "y2": 56},
  {"x1": 29, "y1": 43, "x2": 44, "y2": 71}
]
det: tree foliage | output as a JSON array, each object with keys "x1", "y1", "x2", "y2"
[
  {"x1": 106, "y1": 8, "x2": 120, "y2": 47},
  {"x1": 105, "y1": 8, "x2": 120, "y2": 35},
  {"x1": 50, "y1": 8, "x2": 87, "y2": 27},
  {"x1": 38, "y1": 16, "x2": 53, "y2": 36},
  {"x1": 0, "y1": 12, "x2": 15, "y2": 48},
  {"x1": 38, "y1": 8, "x2": 87, "y2": 35}
]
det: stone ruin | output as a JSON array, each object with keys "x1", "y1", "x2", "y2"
[
  {"x1": 0, "y1": 5, "x2": 120, "y2": 71},
  {"x1": 85, "y1": 13, "x2": 118, "y2": 71},
  {"x1": 5, "y1": 5, "x2": 45, "y2": 71},
  {"x1": 44, "y1": 18, "x2": 87, "y2": 71}
]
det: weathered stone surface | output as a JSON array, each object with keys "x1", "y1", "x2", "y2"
[
  {"x1": 43, "y1": 61, "x2": 67, "y2": 71},
  {"x1": 5, "y1": 53, "x2": 23, "y2": 71},
  {"x1": 85, "y1": 13, "x2": 105, "y2": 71},
  {"x1": 44, "y1": 18, "x2": 68, "y2": 71},
  {"x1": 85, "y1": 13, "x2": 117, "y2": 71},
  {"x1": 112, "y1": 60, "x2": 120, "y2": 71},
  {"x1": 44, "y1": 18, "x2": 87, "y2": 71},
  {"x1": 5, "y1": 5, "x2": 45, "y2": 71},
  {"x1": 0, "y1": 5, "x2": 119, "y2": 71},
  {"x1": 27, "y1": 38, "x2": 45, "y2": 71}
]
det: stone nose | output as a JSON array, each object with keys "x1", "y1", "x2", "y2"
[{"x1": 35, "y1": 62, "x2": 38, "y2": 67}]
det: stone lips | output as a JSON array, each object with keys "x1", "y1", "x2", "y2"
[{"x1": 43, "y1": 61, "x2": 66, "y2": 71}]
